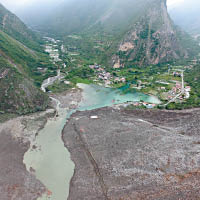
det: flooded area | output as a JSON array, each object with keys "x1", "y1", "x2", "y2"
[
  {"x1": 23, "y1": 83, "x2": 160, "y2": 200},
  {"x1": 78, "y1": 83, "x2": 160, "y2": 110}
]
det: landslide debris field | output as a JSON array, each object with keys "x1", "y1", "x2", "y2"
[
  {"x1": 63, "y1": 107, "x2": 200, "y2": 200},
  {"x1": 0, "y1": 110, "x2": 54, "y2": 200}
]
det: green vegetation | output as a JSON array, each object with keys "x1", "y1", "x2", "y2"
[
  {"x1": 0, "y1": 56, "x2": 49, "y2": 114},
  {"x1": 0, "y1": 5, "x2": 52, "y2": 115},
  {"x1": 166, "y1": 63, "x2": 200, "y2": 109},
  {"x1": 0, "y1": 3, "x2": 44, "y2": 51},
  {"x1": 47, "y1": 81, "x2": 73, "y2": 93},
  {"x1": 0, "y1": 0, "x2": 200, "y2": 116},
  {"x1": 0, "y1": 30, "x2": 55, "y2": 86},
  {"x1": 30, "y1": 0, "x2": 199, "y2": 69},
  {"x1": 65, "y1": 66, "x2": 94, "y2": 84}
]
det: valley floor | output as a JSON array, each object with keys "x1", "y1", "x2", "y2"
[
  {"x1": 0, "y1": 109, "x2": 54, "y2": 200},
  {"x1": 0, "y1": 88, "x2": 82, "y2": 200},
  {"x1": 1, "y1": 83, "x2": 200, "y2": 200},
  {"x1": 63, "y1": 106, "x2": 200, "y2": 200}
]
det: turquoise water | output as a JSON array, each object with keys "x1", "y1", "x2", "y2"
[
  {"x1": 78, "y1": 83, "x2": 160, "y2": 111},
  {"x1": 23, "y1": 83, "x2": 160, "y2": 200}
]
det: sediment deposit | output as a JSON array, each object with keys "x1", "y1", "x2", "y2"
[{"x1": 63, "y1": 107, "x2": 200, "y2": 200}]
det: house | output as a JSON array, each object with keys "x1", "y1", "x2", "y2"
[
  {"x1": 121, "y1": 77, "x2": 126, "y2": 83},
  {"x1": 146, "y1": 104, "x2": 154, "y2": 109},
  {"x1": 89, "y1": 65, "x2": 95, "y2": 69},
  {"x1": 176, "y1": 83, "x2": 181, "y2": 90},
  {"x1": 185, "y1": 92, "x2": 190, "y2": 99},
  {"x1": 161, "y1": 87, "x2": 166, "y2": 90},
  {"x1": 185, "y1": 86, "x2": 191, "y2": 92},
  {"x1": 114, "y1": 77, "x2": 120, "y2": 83},
  {"x1": 97, "y1": 68, "x2": 104, "y2": 72},
  {"x1": 133, "y1": 102, "x2": 139, "y2": 106},
  {"x1": 173, "y1": 72, "x2": 181, "y2": 77},
  {"x1": 94, "y1": 65, "x2": 100, "y2": 69},
  {"x1": 105, "y1": 80, "x2": 111, "y2": 86},
  {"x1": 172, "y1": 87, "x2": 177, "y2": 93}
]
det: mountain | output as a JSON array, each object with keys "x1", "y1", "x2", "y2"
[
  {"x1": 14, "y1": 0, "x2": 64, "y2": 32},
  {"x1": 18, "y1": 0, "x2": 199, "y2": 66},
  {"x1": 108, "y1": 0, "x2": 192, "y2": 66},
  {"x1": 0, "y1": 3, "x2": 49, "y2": 115},
  {"x1": 0, "y1": 3, "x2": 43, "y2": 51},
  {"x1": 168, "y1": 0, "x2": 200, "y2": 36}
]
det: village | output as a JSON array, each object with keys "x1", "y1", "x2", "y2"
[
  {"x1": 89, "y1": 64, "x2": 126, "y2": 87},
  {"x1": 88, "y1": 62, "x2": 194, "y2": 108},
  {"x1": 44, "y1": 37, "x2": 62, "y2": 63},
  {"x1": 155, "y1": 66, "x2": 193, "y2": 105},
  {"x1": 41, "y1": 36, "x2": 195, "y2": 109}
]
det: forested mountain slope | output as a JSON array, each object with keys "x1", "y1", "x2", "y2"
[
  {"x1": 0, "y1": 3, "x2": 42, "y2": 51},
  {"x1": 0, "y1": 4, "x2": 49, "y2": 115}
]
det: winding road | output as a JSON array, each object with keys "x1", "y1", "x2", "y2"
[{"x1": 41, "y1": 69, "x2": 62, "y2": 92}]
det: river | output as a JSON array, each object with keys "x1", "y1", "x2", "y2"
[{"x1": 23, "y1": 83, "x2": 160, "y2": 200}]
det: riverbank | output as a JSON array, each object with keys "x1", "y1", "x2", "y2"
[
  {"x1": 0, "y1": 86, "x2": 82, "y2": 200},
  {"x1": 0, "y1": 109, "x2": 55, "y2": 200},
  {"x1": 63, "y1": 106, "x2": 200, "y2": 200},
  {"x1": 23, "y1": 87, "x2": 82, "y2": 200},
  {"x1": 1, "y1": 81, "x2": 199, "y2": 200},
  {"x1": 50, "y1": 88, "x2": 82, "y2": 110}
]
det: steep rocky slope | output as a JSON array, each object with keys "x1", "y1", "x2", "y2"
[
  {"x1": 112, "y1": 0, "x2": 190, "y2": 66},
  {"x1": 18, "y1": 0, "x2": 199, "y2": 66}
]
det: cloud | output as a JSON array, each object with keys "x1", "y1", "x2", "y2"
[
  {"x1": 0, "y1": 0, "x2": 187, "y2": 13},
  {"x1": 0, "y1": 0, "x2": 30, "y2": 11},
  {"x1": 167, "y1": 0, "x2": 185, "y2": 9},
  {"x1": 0, "y1": 0, "x2": 61, "y2": 13}
]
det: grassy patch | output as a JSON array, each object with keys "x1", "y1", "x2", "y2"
[{"x1": 47, "y1": 81, "x2": 74, "y2": 93}]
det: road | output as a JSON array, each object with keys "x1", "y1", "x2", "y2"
[
  {"x1": 163, "y1": 92, "x2": 182, "y2": 107},
  {"x1": 41, "y1": 69, "x2": 62, "y2": 92}
]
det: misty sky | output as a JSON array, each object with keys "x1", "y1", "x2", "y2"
[
  {"x1": 0, "y1": 0, "x2": 186, "y2": 11},
  {"x1": 167, "y1": 0, "x2": 185, "y2": 8},
  {"x1": 0, "y1": 0, "x2": 64, "y2": 11}
]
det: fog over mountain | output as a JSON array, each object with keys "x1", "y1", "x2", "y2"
[
  {"x1": 0, "y1": 0, "x2": 64, "y2": 12},
  {"x1": 0, "y1": 0, "x2": 187, "y2": 27},
  {"x1": 10, "y1": 0, "x2": 65, "y2": 26},
  {"x1": 0, "y1": 0, "x2": 65, "y2": 28},
  {"x1": 1, "y1": 0, "x2": 198, "y2": 66},
  {"x1": 2, "y1": 0, "x2": 197, "y2": 35},
  {"x1": 0, "y1": 3, "x2": 50, "y2": 114},
  {"x1": 168, "y1": 0, "x2": 200, "y2": 35},
  {"x1": 1, "y1": 2, "x2": 200, "y2": 200}
]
